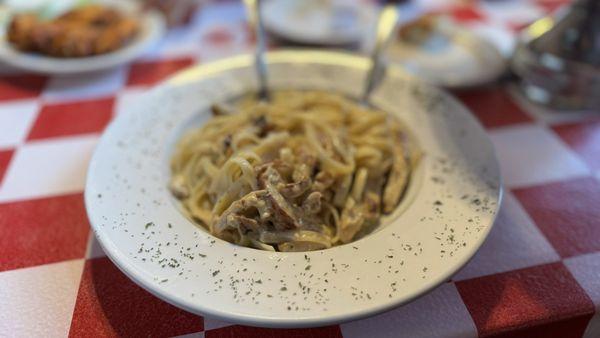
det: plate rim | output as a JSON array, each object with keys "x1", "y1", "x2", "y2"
[{"x1": 85, "y1": 50, "x2": 503, "y2": 328}]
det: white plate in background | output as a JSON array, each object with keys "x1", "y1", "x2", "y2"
[
  {"x1": 0, "y1": 0, "x2": 165, "y2": 74},
  {"x1": 387, "y1": 16, "x2": 507, "y2": 88},
  {"x1": 262, "y1": 0, "x2": 377, "y2": 45}
]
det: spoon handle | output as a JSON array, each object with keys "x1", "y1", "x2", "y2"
[
  {"x1": 243, "y1": 0, "x2": 269, "y2": 101},
  {"x1": 362, "y1": 4, "x2": 399, "y2": 104}
]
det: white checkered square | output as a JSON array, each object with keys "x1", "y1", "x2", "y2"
[
  {"x1": 0, "y1": 100, "x2": 39, "y2": 149},
  {"x1": 142, "y1": 27, "x2": 203, "y2": 60},
  {"x1": 43, "y1": 67, "x2": 126, "y2": 103},
  {"x1": 340, "y1": 283, "x2": 476, "y2": 338},
  {"x1": 453, "y1": 192, "x2": 560, "y2": 281},
  {"x1": 489, "y1": 124, "x2": 590, "y2": 187},
  {"x1": 114, "y1": 87, "x2": 148, "y2": 117},
  {"x1": 0, "y1": 259, "x2": 84, "y2": 337},
  {"x1": 479, "y1": 0, "x2": 544, "y2": 27},
  {"x1": 203, "y1": 317, "x2": 234, "y2": 331},
  {"x1": 565, "y1": 252, "x2": 600, "y2": 306},
  {"x1": 85, "y1": 233, "x2": 106, "y2": 259},
  {"x1": 197, "y1": 2, "x2": 246, "y2": 27},
  {"x1": 508, "y1": 84, "x2": 598, "y2": 125},
  {"x1": 508, "y1": 86, "x2": 600, "y2": 126},
  {"x1": 0, "y1": 135, "x2": 98, "y2": 202},
  {"x1": 565, "y1": 252, "x2": 600, "y2": 338}
]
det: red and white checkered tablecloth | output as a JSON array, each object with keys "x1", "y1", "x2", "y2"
[{"x1": 1, "y1": 0, "x2": 599, "y2": 337}]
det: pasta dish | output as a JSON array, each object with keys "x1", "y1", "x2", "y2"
[{"x1": 170, "y1": 91, "x2": 419, "y2": 251}]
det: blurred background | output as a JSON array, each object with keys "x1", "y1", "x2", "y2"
[{"x1": 0, "y1": 0, "x2": 597, "y2": 110}]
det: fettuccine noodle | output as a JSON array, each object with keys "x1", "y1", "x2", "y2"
[{"x1": 170, "y1": 91, "x2": 419, "y2": 251}]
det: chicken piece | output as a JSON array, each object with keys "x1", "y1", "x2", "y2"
[
  {"x1": 210, "y1": 103, "x2": 238, "y2": 116},
  {"x1": 7, "y1": 14, "x2": 38, "y2": 50},
  {"x1": 212, "y1": 190, "x2": 268, "y2": 234},
  {"x1": 282, "y1": 163, "x2": 312, "y2": 198},
  {"x1": 338, "y1": 197, "x2": 364, "y2": 243},
  {"x1": 302, "y1": 191, "x2": 322, "y2": 214},
  {"x1": 213, "y1": 174, "x2": 303, "y2": 235},
  {"x1": 264, "y1": 181, "x2": 300, "y2": 230},
  {"x1": 383, "y1": 135, "x2": 410, "y2": 213},
  {"x1": 361, "y1": 191, "x2": 381, "y2": 225},
  {"x1": 95, "y1": 18, "x2": 138, "y2": 54},
  {"x1": 267, "y1": 187, "x2": 300, "y2": 230},
  {"x1": 233, "y1": 215, "x2": 261, "y2": 235},
  {"x1": 258, "y1": 165, "x2": 311, "y2": 200},
  {"x1": 168, "y1": 174, "x2": 189, "y2": 199}
]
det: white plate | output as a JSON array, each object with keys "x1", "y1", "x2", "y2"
[
  {"x1": 387, "y1": 22, "x2": 507, "y2": 88},
  {"x1": 262, "y1": 0, "x2": 376, "y2": 45},
  {"x1": 85, "y1": 50, "x2": 502, "y2": 328},
  {"x1": 0, "y1": 0, "x2": 165, "y2": 74}
]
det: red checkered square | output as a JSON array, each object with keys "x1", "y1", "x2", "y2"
[
  {"x1": 0, "y1": 193, "x2": 90, "y2": 272},
  {"x1": 205, "y1": 325, "x2": 343, "y2": 338},
  {"x1": 535, "y1": 0, "x2": 571, "y2": 13},
  {"x1": 244, "y1": 22, "x2": 256, "y2": 46},
  {"x1": 513, "y1": 177, "x2": 600, "y2": 258},
  {"x1": 449, "y1": 5, "x2": 486, "y2": 23},
  {"x1": 27, "y1": 97, "x2": 114, "y2": 141},
  {"x1": 126, "y1": 57, "x2": 195, "y2": 87},
  {"x1": 0, "y1": 74, "x2": 47, "y2": 102},
  {"x1": 202, "y1": 25, "x2": 235, "y2": 46},
  {"x1": 508, "y1": 22, "x2": 534, "y2": 32},
  {"x1": 456, "y1": 262, "x2": 594, "y2": 338},
  {"x1": 454, "y1": 87, "x2": 533, "y2": 129},
  {"x1": 552, "y1": 119, "x2": 600, "y2": 171},
  {"x1": 0, "y1": 148, "x2": 14, "y2": 187},
  {"x1": 69, "y1": 257, "x2": 203, "y2": 337}
]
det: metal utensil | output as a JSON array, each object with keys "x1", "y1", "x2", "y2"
[
  {"x1": 243, "y1": 0, "x2": 270, "y2": 102},
  {"x1": 511, "y1": 0, "x2": 600, "y2": 110},
  {"x1": 361, "y1": 4, "x2": 399, "y2": 105}
]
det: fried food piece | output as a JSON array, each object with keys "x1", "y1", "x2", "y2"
[
  {"x1": 95, "y1": 18, "x2": 138, "y2": 54},
  {"x1": 7, "y1": 13, "x2": 38, "y2": 50},
  {"x1": 55, "y1": 4, "x2": 120, "y2": 26},
  {"x1": 398, "y1": 14, "x2": 438, "y2": 45},
  {"x1": 7, "y1": 5, "x2": 139, "y2": 58}
]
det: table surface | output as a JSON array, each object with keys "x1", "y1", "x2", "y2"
[{"x1": 1, "y1": 0, "x2": 599, "y2": 337}]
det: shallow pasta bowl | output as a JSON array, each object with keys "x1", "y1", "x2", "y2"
[{"x1": 85, "y1": 50, "x2": 502, "y2": 328}]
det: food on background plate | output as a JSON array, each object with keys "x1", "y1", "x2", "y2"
[
  {"x1": 397, "y1": 13, "x2": 460, "y2": 47},
  {"x1": 398, "y1": 14, "x2": 439, "y2": 45},
  {"x1": 142, "y1": 0, "x2": 200, "y2": 27},
  {"x1": 7, "y1": 4, "x2": 138, "y2": 57},
  {"x1": 170, "y1": 91, "x2": 420, "y2": 252}
]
